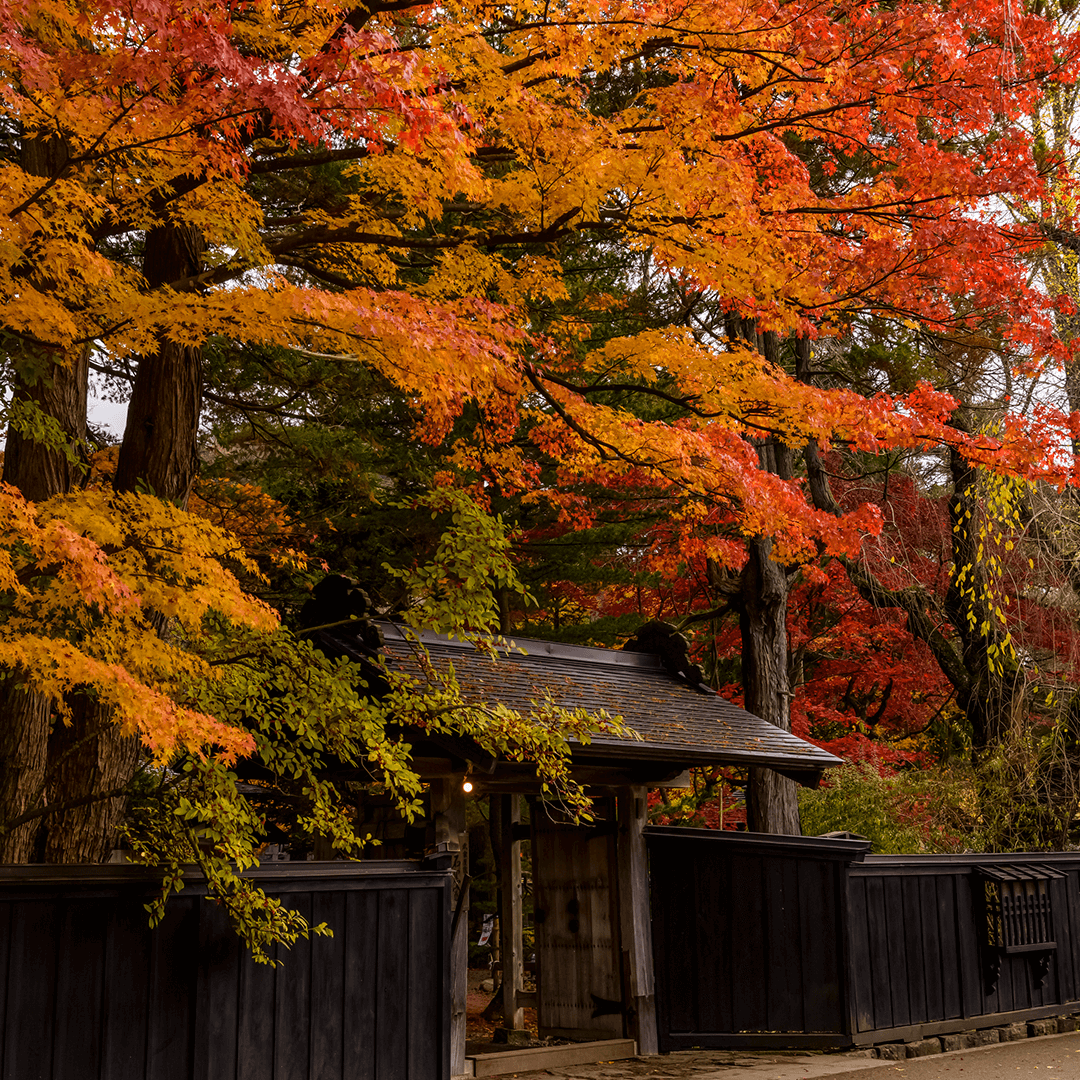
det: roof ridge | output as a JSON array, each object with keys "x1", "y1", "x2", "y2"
[{"x1": 376, "y1": 620, "x2": 666, "y2": 669}]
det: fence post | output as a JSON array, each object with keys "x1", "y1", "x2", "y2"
[{"x1": 618, "y1": 785, "x2": 658, "y2": 1054}]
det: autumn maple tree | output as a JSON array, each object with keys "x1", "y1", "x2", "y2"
[{"x1": 2, "y1": 0, "x2": 1080, "y2": 947}]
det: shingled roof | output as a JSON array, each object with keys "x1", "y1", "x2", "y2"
[{"x1": 379, "y1": 624, "x2": 841, "y2": 786}]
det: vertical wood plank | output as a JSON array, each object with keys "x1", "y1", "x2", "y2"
[
  {"x1": 916, "y1": 876, "x2": 938, "y2": 1020},
  {"x1": 343, "y1": 889, "x2": 378, "y2": 1080},
  {"x1": 692, "y1": 841, "x2": 726, "y2": 1035},
  {"x1": 1068, "y1": 870, "x2": 1080, "y2": 1003},
  {"x1": 273, "y1": 893, "x2": 312, "y2": 1080},
  {"x1": 0, "y1": 902, "x2": 11, "y2": 1079},
  {"x1": 101, "y1": 898, "x2": 151, "y2": 1079},
  {"x1": 193, "y1": 894, "x2": 240, "y2": 1080},
  {"x1": 375, "y1": 889, "x2": 408, "y2": 1080},
  {"x1": 663, "y1": 842, "x2": 696, "y2": 1035},
  {"x1": 766, "y1": 857, "x2": 802, "y2": 1033},
  {"x1": 4, "y1": 900, "x2": 60, "y2": 1080},
  {"x1": 715, "y1": 847, "x2": 735, "y2": 1035},
  {"x1": 146, "y1": 897, "x2": 198, "y2": 1080},
  {"x1": 936, "y1": 875, "x2": 961, "y2": 1020},
  {"x1": 52, "y1": 899, "x2": 108, "y2": 1080},
  {"x1": 730, "y1": 855, "x2": 766, "y2": 1032},
  {"x1": 883, "y1": 877, "x2": 910, "y2": 1027},
  {"x1": 591, "y1": 823, "x2": 623, "y2": 1035},
  {"x1": 998, "y1": 951, "x2": 1018, "y2": 1013},
  {"x1": 310, "y1": 892, "x2": 345, "y2": 1080},
  {"x1": 645, "y1": 840, "x2": 683, "y2": 1051},
  {"x1": 236, "y1": 934, "x2": 276, "y2": 1080},
  {"x1": 847, "y1": 876, "x2": 874, "y2": 1033},
  {"x1": 901, "y1": 877, "x2": 926, "y2": 1025},
  {"x1": 799, "y1": 859, "x2": 842, "y2": 1034},
  {"x1": 954, "y1": 873, "x2": 983, "y2": 1020},
  {"x1": 835, "y1": 861, "x2": 858, "y2": 1040},
  {"x1": 1052, "y1": 875, "x2": 1074, "y2": 1003},
  {"x1": 446, "y1": 890, "x2": 467, "y2": 1076},
  {"x1": 407, "y1": 888, "x2": 442, "y2": 1080},
  {"x1": 864, "y1": 876, "x2": 892, "y2": 1031}
]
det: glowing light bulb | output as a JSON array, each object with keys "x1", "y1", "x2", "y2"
[{"x1": 462, "y1": 779, "x2": 474, "y2": 793}]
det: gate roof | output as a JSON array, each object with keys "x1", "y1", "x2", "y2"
[{"x1": 379, "y1": 624, "x2": 841, "y2": 786}]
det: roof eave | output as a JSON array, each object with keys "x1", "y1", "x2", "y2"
[{"x1": 573, "y1": 738, "x2": 840, "y2": 787}]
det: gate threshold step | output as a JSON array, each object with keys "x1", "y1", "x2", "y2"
[{"x1": 462, "y1": 1037, "x2": 638, "y2": 1077}]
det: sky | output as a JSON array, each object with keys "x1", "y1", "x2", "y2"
[
  {"x1": 0, "y1": 385, "x2": 126, "y2": 451},
  {"x1": 87, "y1": 391, "x2": 128, "y2": 440}
]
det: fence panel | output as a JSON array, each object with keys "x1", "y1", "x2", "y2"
[
  {"x1": 847, "y1": 854, "x2": 1080, "y2": 1044},
  {"x1": 0, "y1": 860, "x2": 450, "y2": 1080},
  {"x1": 648, "y1": 830, "x2": 1080, "y2": 1050},
  {"x1": 646, "y1": 828, "x2": 859, "y2": 1051}
]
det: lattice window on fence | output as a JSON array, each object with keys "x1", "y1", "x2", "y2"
[
  {"x1": 980, "y1": 864, "x2": 1063, "y2": 953},
  {"x1": 978, "y1": 863, "x2": 1066, "y2": 994}
]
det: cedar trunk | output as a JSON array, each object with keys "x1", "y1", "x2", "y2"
[
  {"x1": 741, "y1": 534, "x2": 801, "y2": 835},
  {"x1": 39, "y1": 222, "x2": 206, "y2": 863},
  {"x1": 0, "y1": 683, "x2": 52, "y2": 862},
  {"x1": 40, "y1": 698, "x2": 141, "y2": 863},
  {"x1": 0, "y1": 344, "x2": 90, "y2": 860},
  {"x1": 733, "y1": 323, "x2": 801, "y2": 835},
  {"x1": 113, "y1": 223, "x2": 205, "y2": 505},
  {"x1": 0, "y1": 133, "x2": 91, "y2": 861}
]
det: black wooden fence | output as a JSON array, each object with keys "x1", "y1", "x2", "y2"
[
  {"x1": 0, "y1": 859, "x2": 450, "y2": 1080},
  {"x1": 646, "y1": 827, "x2": 1080, "y2": 1050}
]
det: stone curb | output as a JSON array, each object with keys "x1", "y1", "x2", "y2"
[
  {"x1": 861, "y1": 1012, "x2": 1080, "y2": 1059},
  {"x1": 775, "y1": 1028, "x2": 1080, "y2": 1080}
]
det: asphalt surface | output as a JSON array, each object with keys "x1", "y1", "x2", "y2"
[
  {"x1": 861, "y1": 1031, "x2": 1080, "y2": 1079},
  {"x1": 501, "y1": 1031, "x2": 1080, "y2": 1079}
]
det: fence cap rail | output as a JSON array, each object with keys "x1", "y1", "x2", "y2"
[
  {"x1": 856, "y1": 850, "x2": 1080, "y2": 873},
  {"x1": 0, "y1": 857, "x2": 452, "y2": 891},
  {"x1": 643, "y1": 825, "x2": 871, "y2": 860}
]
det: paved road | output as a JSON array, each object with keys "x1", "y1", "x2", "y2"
[
  {"x1": 858, "y1": 1032, "x2": 1080, "y2": 1080},
  {"x1": 503, "y1": 1032, "x2": 1080, "y2": 1080}
]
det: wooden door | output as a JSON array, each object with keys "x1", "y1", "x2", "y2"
[{"x1": 532, "y1": 801, "x2": 624, "y2": 1040}]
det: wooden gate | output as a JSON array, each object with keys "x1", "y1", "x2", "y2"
[
  {"x1": 647, "y1": 827, "x2": 853, "y2": 1051},
  {"x1": 533, "y1": 801, "x2": 624, "y2": 1040}
]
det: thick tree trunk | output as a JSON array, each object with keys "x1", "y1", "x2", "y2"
[
  {"x1": 3, "y1": 348, "x2": 89, "y2": 501},
  {"x1": 0, "y1": 133, "x2": 92, "y2": 861},
  {"x1": 39, "y1": 221, "x2": 206, "y2": 862},
  {"x1": 40, "y1": 698, "x2": 141, "y2": 863},
  {"x1": 114, "y1": 223, "x2": 205, "y2": 505},
  {"x1": 2, "y1": 134, "x2": 90, "y2": 500},
  {"x1": 729, "y1": 325, "x2": 801, "y2": 834},
  {"x1": 740, "y1": 535, "x2": 801, "y2": 835},
  {"x1": 1, "y1": 348, "x2": 90, "y2": 860},
  {"x1": 0, "y1": 686, "x2": 52, "y2": 862},
  {"x1": 112, "y1": 335, "x2": 202, "y2": 503}
]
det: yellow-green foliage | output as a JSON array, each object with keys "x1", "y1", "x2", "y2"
[
  {"x1": 799, "y1": 762, "x2": 986, "y2": 854},
  {"x1": 951, "y1": 466, "x2": 1026, "y2": 679},
  {"x1": 1, "y1": 480, "x2": 626, "y2": 960}
]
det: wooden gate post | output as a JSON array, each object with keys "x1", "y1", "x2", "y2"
[
  {"x1": 496, "y1": 793, "x2": 526, "y2": 1034},
  {"x1": 617, "y1": 785, "x2": 658, "y2": 1054},
  {"x1": 432, "y1": 777, "x2": 469, "y2": 1075}
]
